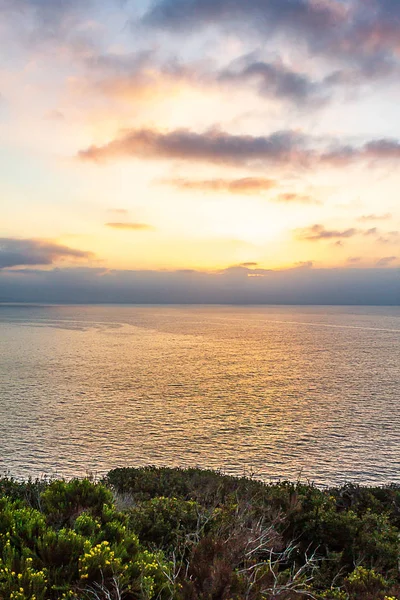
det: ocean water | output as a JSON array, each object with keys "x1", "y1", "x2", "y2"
[{"x1": 0, "y1": 304, "x2": 399, "y2": 486}]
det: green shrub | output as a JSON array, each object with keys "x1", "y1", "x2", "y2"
[
  {"x1": 1, "y1": 470, "x2": 399, "y2": 600},
  {"x1": 73, "y1": 512, "x2": 101, "y2": 537},
  {"x1": 0, "y1": 477, "x2": 174, "y2": 599},
  {"x1": 128, "y1": 496, "x2": 203, "y2": 549},
  {"x1": 0, "y1": 556, "x2": 48, "y2": 600},
  {"x1": 78, "y1": 540, "x2": 122, "y2": 582},
  {"x1": 0, "y1": 477, "x2": 49, "y2": 510},
  {"x1": 106, "y1": 466, "x2": 267, "y2": 506},
  {"x1": 344, "y1": 566, "x2": 387, "y2": 599},
  {"x1": 41, "y1": 479, "x2": 113, "y2": 525}
]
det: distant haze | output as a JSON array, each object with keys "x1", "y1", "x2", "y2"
[{"x1": 0, "y1": 267, "x2": 398, "y2": 305}]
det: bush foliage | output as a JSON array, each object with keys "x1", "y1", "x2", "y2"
[{"x1": 0, "y1": 468, "x2": 399, "y2": 599}]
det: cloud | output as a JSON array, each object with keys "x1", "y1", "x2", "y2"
[
  {"x1": 161, "y1": 177, "x2": 277, "y2": 194},
  {"x1": 376, "y1": 256, "x2": 398, "y2": 266},
  {"x1": 78, "y1": 48, "x2": 347, "y2": 111},
  {"x1": 79, "y1": 127, "x2": 400, "y2": 169},
  {"x1": 144, "y1": 0, "x2": 346, "y2": 41},
  {"x1": 44, "y1": 109, "x2": 65, "y2": 121},
  {"x1": 321, "y1": 139, "x2": 400, "y2": 166},
  {"x1": 363, "y1": 227, "x2": 379, "y2": 236},
  {"x1": 1, "y1": 265, "x2": 398, "y2": 305},
  {"x1": 220, "y1": 57, "x2": 328, "y2": 105},
  {"x1": 364, "y1": 139, "x2": 400, "y2": 159},
  {"x1": 81, "y1": 50, "x2": 204, "y2": 102},
  {"x1": 86, "y1": 50, "x2": 154, "y2": 75},
  {"x1": 275, "y1": 193, "x2": 319, "y2": 204},
  {"x1": 0, "y1": 0, "x2": 94, "y2": 40},
  {"x1": 0, "y1": 238, "x2": 93, "y2": 269},
  {"x1": 107, "y1": 208, "x2": 129, "y2": 215},
  {"x1": 322, "y1": 138, "x2": 400, "y2": 166},
  {"x1": 78, "y1": 128, "x2": 314, "y2": 166},
  {"x1": 105, "y1": 222, "x2": 154, "y2": 231},
  {"x1": 377, "y1": 230, "x2": 400, "y2": 244},
  {"x1": 143, "y1": 0, "x2": 400, "y2": 79},
  {"x1": 358, "y1": 213, "x2": 392, "y2": 222},
  {"x1": 5, "y1": 0, "x2": 400, "y2": 103},
  {"x1": 297, "y1": 224, "x2": 358, "y2": 241},
  {"x1": 297, "y1": 224, "x2": 399, "y2": 243},
  {"x1": 1, "y1": 0, "x2": 84, "y2": 21},
  {"x1": 292, "y1": 261, "x2": 314, "y2": 269}
]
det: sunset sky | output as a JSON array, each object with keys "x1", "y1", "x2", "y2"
[{"x1": 1, "y1": 0, "x2": 400, "y2": 302}]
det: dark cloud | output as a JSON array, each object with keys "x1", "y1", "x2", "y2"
[
  {"x1": 79, "y1": 128, "x2": 312, "y2": 166},
  {"x1": 364, "y1": 139, "x2": 400, "y2": 159},
  {"x1": 0, "y1": 238, "x2": 93, "y2": 269},
  {"x1": 161, "y1": 177, "x2": 277, "y2": 194},
  {"x1": 79, "y1": 127, "x2": 400, "y2": 169},
  {"x1": 348, "y1": 0, "x2": 400, "y2": 61},
  {"x1": 144, "y1": 0, "x2": 346, "y2": 41},
  {"x1": 321, "y1": 139, "x2": 400, "y2": 166},
  {"x1": 0, "y1": 265, "x2": 398, "y2": 305},
  {"x1": 143, "y1": 0, "x2": 400, "y2": 78},
  {"x1": 5, "y1": 0, "x2": 400, "y2": 100},
  {"x1": 220, "y1": 57, "x2": 327, "y2": 105},
  {"x1": 319, "y1": 139, "x2": 400, "y2": 166},
  {"x1": 105, "y1": 222, "x2": 154, "y2": 230},
  {"x1": 81, "y1": 49, "x2": 342, "y2": 109},
  {"x1": 297, "y1": 224, "x2": 358, "y2": 241}
]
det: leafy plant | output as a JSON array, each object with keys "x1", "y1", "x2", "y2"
[{"x1": 0, "y1": 469, "x2": 399, "y2": 599}]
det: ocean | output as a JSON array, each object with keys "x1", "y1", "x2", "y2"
[{"x1": 0, "y1": 304, "x2": 399, "y2": 486}]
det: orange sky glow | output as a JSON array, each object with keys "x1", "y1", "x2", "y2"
[{"x1": 1, "y1": 0, "x2": 399, "y2": 284}]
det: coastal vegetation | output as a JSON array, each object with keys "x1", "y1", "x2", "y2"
[{"x1": 0, "y1": 467, "x2": 399, "y2": 599}]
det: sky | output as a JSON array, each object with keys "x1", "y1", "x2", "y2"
[{"x1": 0, "y1": 0, "x2": 399, "y2": 303}]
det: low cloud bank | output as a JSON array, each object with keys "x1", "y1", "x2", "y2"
[
  {"x1": 0, "y1": 266, "x2": 398, "y2": 305},
  {"x1": 0, "y1": 238, "x2": 93, "y2": 269}
]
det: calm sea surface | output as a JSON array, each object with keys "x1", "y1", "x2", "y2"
[{"x1": 0, "y1": 304, "x2": 399, "y2": 486}]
